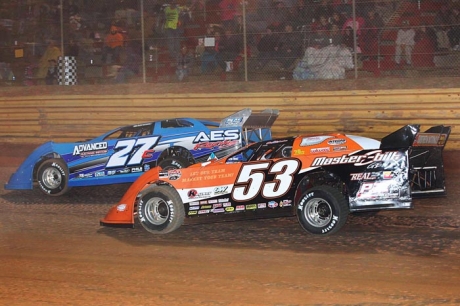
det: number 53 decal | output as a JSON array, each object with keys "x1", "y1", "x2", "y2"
[
  {"x1": 232, "y1": 159, "x2": 300, "y2": 201},
  {"x1": 106, "y1": 136, "x2": 160, "y2": 168}
]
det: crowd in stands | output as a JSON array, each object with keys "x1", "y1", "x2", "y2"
[{"x1": 1, "y1": 0, "x2": 460, "y2": 84}]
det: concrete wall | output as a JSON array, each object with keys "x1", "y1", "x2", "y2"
[{"x1": 1, "y1": 88, "x2": 459, "y2": 149}]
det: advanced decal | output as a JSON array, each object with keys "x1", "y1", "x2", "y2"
[{"x1": 73, "y1": 142, "x2": 108, "y2": 156}]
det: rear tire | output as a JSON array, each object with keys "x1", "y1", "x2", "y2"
[
  {"x1": 37, "y1": 159, "x2": 69, "y2": 196},
  {"x1": 137, "y1": 185, "x2": 185, "y2": 234},
  {"x1": 297, "y1": 185, "x2": 349, "y2": 235}
]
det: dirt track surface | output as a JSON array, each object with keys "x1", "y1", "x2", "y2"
[{"x1": 1, "y1": 145, "x2": 459, "y2": 305}]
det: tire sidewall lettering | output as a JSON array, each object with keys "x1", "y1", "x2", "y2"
[
  {"x1": 297, "y1": 188, "x2": 342, "y2": 235},
  {"x1": 38, "y1": 161, "x2": 67, "y2": 195},
  {"x1": 51, "y1": 162, "x2": 66, "y2": 176},
  {"x1": 138, "y1": 193, "x2": 174, "y2": 231},
  {"x1": 321, "y1": 214, "x2": 339, "y2": 234},
  {"x1": 297, "y1": 191, "x2": 314, "y2": 211},
  {"x1": 170, "y1": 160, "x2": 183, "y2": 169}
]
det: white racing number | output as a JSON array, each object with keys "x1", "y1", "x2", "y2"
[
  {"x1": 106, "y1": 136, "x2": 160, "y2": 168},
  {"x1": 232, "y1": 159, "x2": 300, "y2": 201}
]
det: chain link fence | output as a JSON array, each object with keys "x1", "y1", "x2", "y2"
[{"x1": 0, "y1": 0, "x2": 459, "y2": 86}]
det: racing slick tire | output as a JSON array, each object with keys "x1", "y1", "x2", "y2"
[
  {"x1": 296, "y1": 185, "x2": 349, "y2": 235},
  {"x1": 37, "y1": 159, "x2": 69, "y2": 196},
  {"x1": 158, "y1": 156, "x2": 191, "y2": 171},
  {"x1": 137, "y1": 185, "x2": 185, "y2": 234}
]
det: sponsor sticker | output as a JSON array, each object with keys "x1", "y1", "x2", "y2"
[
  {"x1": 312, "y1": 150, "x2": 402, "y2": 167},
  {"x1": 328, "y1": 139, "x2": 346, "y2": 145},
  {"x1": 73, "y1": 142, "x2": 108, "y2": 156},
  {"x1": 413, "y1": 133, "x2": 448, "y2": 147},
  {"x1": 300, "y1": 136, "x2": 332, "y2": 146},
  {"x1": 310, "y1": 147, "x2": 330, "y2": 154}
]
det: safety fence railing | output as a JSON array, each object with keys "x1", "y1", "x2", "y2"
[{"x1": 0, "y1": 0, "x2": 459, "y2": 86}]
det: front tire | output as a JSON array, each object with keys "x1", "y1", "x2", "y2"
[
  {"x1": 297, "y1": 185, "x2": 349, "y2": 235},
  {"x1": 137, "y1": 185, "x2": 185, "y2": 234},
  {"x1": 158, "y1": 156, "x2": 191, "y2": 171},
  {"x1": 37, "y1": 159, "x2": 69, "y2": 196}
]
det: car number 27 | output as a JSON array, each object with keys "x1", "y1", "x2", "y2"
[
  {"x1": 106, "y1": 136, "x2": 160, "y2": 168},
  {"x1": 232, "y1": 159, "x2": 300, "y2": 201}
]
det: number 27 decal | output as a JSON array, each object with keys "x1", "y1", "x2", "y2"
[
  {"x1": 106, "y1": 136, "x2": 160, "y2": 168},
  {"x1": 232, "y1": 159, "x2": 300, "y2": 201}
]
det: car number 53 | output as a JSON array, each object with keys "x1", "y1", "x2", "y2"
[{"x1": 232, "y1": 159, "x2": 300, "y2": 201}]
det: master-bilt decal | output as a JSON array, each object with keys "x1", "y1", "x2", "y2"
[{"x1": 312, "y1": 150, "x2": 403, "y2": 167}]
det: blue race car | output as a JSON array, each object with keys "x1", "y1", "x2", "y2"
[{"x1": 5, "y1": 108, "x2": 278, "y2": 196}]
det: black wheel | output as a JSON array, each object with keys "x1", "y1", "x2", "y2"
[
  {"x1": 137, "y1": 185, "x2": 185, "y2": 234},
  {"x1": 158, "y1": 156, "x2": 191, "y2": 171},
  {"x1": 296, "y1": 185, "x2": 349, "y2": 235},
  {"x1": 37, "y1": 159, "x2": 69, "y2": 196}
]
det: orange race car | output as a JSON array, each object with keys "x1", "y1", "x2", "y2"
[{"x1": 101, "y1": 124, "x2": 450, "y2": 235}]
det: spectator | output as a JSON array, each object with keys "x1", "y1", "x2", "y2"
[
  {"x1": 362, "y1": 10, "x2": 384, "y2": 57},
  {"x1": 36, "y1": 39, "x2": 61, "y2": 78},
  {"x1": 218, "y1": 0, "x2": 240, "y2": 30},
  {"x1": 66, "y1": 38, "x2": 80, "y2": 57},
  {"x1": 342, "y1": 26, "x2": 357, "y2": 52},
  {"x1": 45, "y1": 59, "x2": 58, "y2": 85},
  {"x1": 255, "y1": 25, "x2": 280, "y2": 70},
  {"x1": 395, "y1": 20, "x2": 415, "y2": 67},
  {"x1": 164, "y1": 1, "x2": 182, "y2": 60},
  {"x1": 296, "y1": 0, "x2": 314, "y2": 26},
  {"x1": 329, "y1": 23, "x2": 343, "y2": 46},
  {"x1": 176, "y1": 45, "x2": 193, "y2": 81},
  {"x1": 313, "y1": 15, "x2": 331, "y2": 32},
  {"x1": 412, "y1": 24, "x2": 436, "y2": 67},
  {"x1": 216, "y1": 27, "x2": 243, "y2": 71},
  {"x1": 448, "y1": 7, "x2": 460, "y2": 50},
  {"x1": 314, "y1": 0, "x2": 334, "y2": 22},
  {"x1": 266, "y1": 1, "x2": 289, "y2": 31},
  {"x1": 201, "y1": 30, "x2": 222, "y2": 73},
  {"x1": 276, "y1": 22, "x2": 303, "y2": 70},
  {"x1": 342, "y1": 11, "x2": 365, "y2": 36},
  {"x1": 115, "y1": 40, "x2": 142, "y2": 83},
  {"x1": 330, "y1": 11, "x2": 346, "y2": 28},
  {"x1": 311, "y1": 25, "x2": 330, "y2": 48},
  {"x1": 434, "y1": 5, "x2": 452, "y2": 50},
  {"x1": 332, "y1": 0, "x2": 351, "y2": 16},
  {"x1": 101, "y1": 25, "x2": 124, "y2": 64}
]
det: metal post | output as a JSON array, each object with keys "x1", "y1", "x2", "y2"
[
  {"x1": 60, "y1": 0, "x2": 65, "y2": 85},
  {"x1": 242, "y1": 0, "x2": 248, "y2": 82},
  {"x1": 352, "y1": 0, "x2": 358, "y2": 79},
  {"x1": 141, "y1": 0, "x2": 146, "y2": 83},
  {"x1": 203, "y1": 0, "x2": 207, "y2": 21}
]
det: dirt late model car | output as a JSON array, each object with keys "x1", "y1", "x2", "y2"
[
  {"x1": 5, "y1": 108, "x2": 278, "y2": 196},
  {"x1": 100, "y1": 124, "x2": 450, "y2": 236}
]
